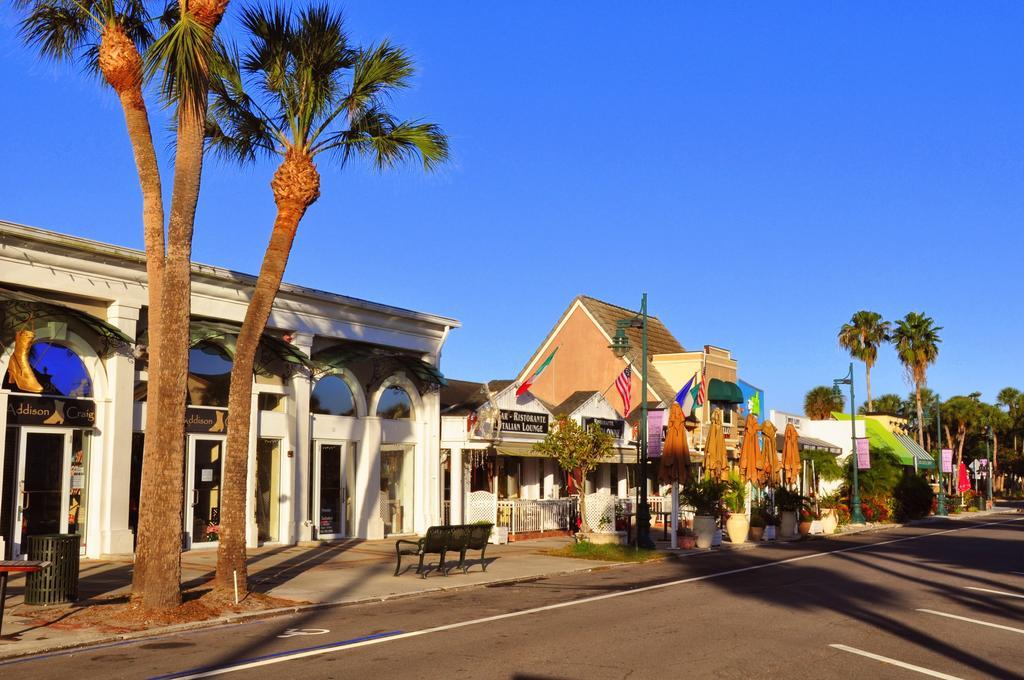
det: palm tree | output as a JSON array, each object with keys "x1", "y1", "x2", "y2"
[
  {"x1": 838, "y1": 311, "x2": 890, "y2": 413},
  {"x1": 804, "y1": 386, "x2": 844, "y2": 420},
  {"x1": 207, "y1": 4, "x2": 448, "y2": 595},
  {"x1": 892, "y1": 312, "x2": 942, "y2": 448}
]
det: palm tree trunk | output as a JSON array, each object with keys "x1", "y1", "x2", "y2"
[
  {"x1": 865, "y1": 364, "x2": 873, "y2": 413},
  {"x1": 915, "y1": 383, "x2": 925, "y2": 448},
  {"x1": 216, "y1": 152, "x2": 320, "y2": 593}
]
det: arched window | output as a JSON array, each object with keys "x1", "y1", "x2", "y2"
[
  {"x1": 188, "y1": 341, "x2": 232, "y2": 407},
  {"x1": 376, "y1": 385, "x2": 413, "y2": 420},
  {"x1": 3, "y1": 341, "x2": 93, "y2": 397},
  {"x1": 311, "y1": 375, "x2": 356, "y2": 417}
]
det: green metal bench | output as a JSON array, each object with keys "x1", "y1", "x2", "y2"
[{"x1": 394, "y1": 523, "x2": 494, "y2": 578}]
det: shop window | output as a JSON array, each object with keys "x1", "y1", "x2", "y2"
[
  {"x1": 381, "y1": 445, "x2": 414, "y2": 535},
  {"x1": 311, "y1": 375, "x2": 356, "y2": 417},
  {"x1": 2, "y1": 341, "x2": 92, "y2": 397},
  {"x1": 376, "y1": 386, "x2": 413, "y2": 420},
  {"x1": 712, "y1": 402, "x2": 734, "y2": 425},
  {"x1": 256, "y1": 438, "x2": 281, "y2": 543},
  {"x1": 188, "y1": 341, "x2": 232, "y2": 407}
]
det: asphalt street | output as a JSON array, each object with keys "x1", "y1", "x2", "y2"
[{"x1": 3, "y1": 515, "x2": 1022, "y2": 680}]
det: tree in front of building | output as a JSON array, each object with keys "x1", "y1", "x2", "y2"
[
  {"x1": 892, "y1": 312, "x2": 942, "y2": 448},
  {"x1": 206, "y1": 4, "x2": 448, "y2": 596},
  {"x1": 838, "y1": 311, "x2": 890, "y2": 413},
  {"x1": 804, "y1": 386, "x2": 844, "y2": 420},
  {"x1": 15, "y1": 0, "x2": 231, "y2": 612},
  {"x1": 533, "y1": 417, "x2": 615, "y2": 533}
]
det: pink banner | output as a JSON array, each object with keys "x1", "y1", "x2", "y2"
[
  {"x1": 941, "y1": 448, "x2": 953, "y2": 474},
  {"x1": 647, "y1": 410, "x2": 664, "y2": 458},
  {"x1": 856, "y1": 438, "x2": 870, "y2": 470}
]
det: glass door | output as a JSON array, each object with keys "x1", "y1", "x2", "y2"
[
  {"x1": 184, "y1": 436, "x2": 224, "y2": 550},
  {"x1": 255, "y1": 438, "x2": 280, "y2": 543},
  {"x1": 13, "y1": 428, "x2": 72, "y2": 558},
  {"x1": 314, "y1": 441, "x2": 350, "y2": 540}
]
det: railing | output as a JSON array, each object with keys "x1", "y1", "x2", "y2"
[
  {"x1": 442, "y1": 500, "x2": 451, "y2": 525},
  {"x1": 496, "y1": 498, "x2": 578, "y2": 534}
]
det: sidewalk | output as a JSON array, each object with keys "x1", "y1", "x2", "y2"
[{"x1": 0, "y1": 536, "x2": 603, "y2": 660}]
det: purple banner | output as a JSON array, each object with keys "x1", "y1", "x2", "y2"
[
  {"x1": 856, "y1": 438, "x2": 870, "y2": 470},
  {"x1": 647, "y1": 410, "x2": 665, "y2": 458},
  {"x1": 941, "y1": 448, "x2": 953, "y2": 474}
]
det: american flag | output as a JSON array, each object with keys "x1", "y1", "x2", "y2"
[
  {"x1": 615, "y1": 366, "x2": 632, "y2": 416},
  {"x1": 697, "y1": 365, "x2": 707, "y2": 406}
]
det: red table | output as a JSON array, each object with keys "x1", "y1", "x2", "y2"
[{"x1": 0, "y1": 560, "x2": 51, "y2": 637}]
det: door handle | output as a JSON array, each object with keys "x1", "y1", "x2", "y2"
[{"x1": 192, "y1": 489, "x2": 199, "y2": 507}]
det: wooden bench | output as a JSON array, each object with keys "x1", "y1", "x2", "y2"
[{"x1": 394, "y1": 524, "x2": 493, "y2": 578}]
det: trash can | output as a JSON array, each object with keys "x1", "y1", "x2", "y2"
[{"x1": 25, "y1": 534, "x2": 81, "y2": 605}]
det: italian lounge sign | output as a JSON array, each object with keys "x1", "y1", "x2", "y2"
[
  {"x1": 582, "y1": 416, "x2": 624, "y2": 439},
  {"x1": 500, "y1": 409, "x2": 549, "y2": 434},
  {"x1": 186, "y1": 407, "x2": 228, "y2": 434},
  {"x1": 7, "y1": 395, "x2": 96, "y2": 427}
]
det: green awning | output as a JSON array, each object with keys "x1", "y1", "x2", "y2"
[
  {"x1": 707, "y1": 378, "x2": 744, "y2": 404},
  {"x1": 315, "y1": 342, "x2": 447, "y2": 387},
  {"x1": 833, "y1": 412, "x2": 920, "y2": 467},
  {"x1": 184, "y1": 320, "x2": 314, "y2": 374},
  {"x1": 0, "y1": 286, "x2": 132, "y2": 357}
]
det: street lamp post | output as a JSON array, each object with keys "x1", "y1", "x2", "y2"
[
  {"x1": 609, "y1": 293, "x2": 656, "y2": 550},
  {"x1": 834, "y1": 363, "x2": 865, "y2": 524},
  {"x1": 985, "y1": 425, "x2": 993, "y2": 508},
  {"x1": 935, "y1": 395, "x2": 947, "y2": 516}
]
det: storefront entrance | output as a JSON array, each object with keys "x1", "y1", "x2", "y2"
[
  {"x1": 184, "y1": 435, "x2": 225, "y2": 550},
  {"x1": 6, "y1": 428, "x2": 75, "y2": 559},
  {"x1": 313, "y1": 440, "x2": 352, "y2": 540}
]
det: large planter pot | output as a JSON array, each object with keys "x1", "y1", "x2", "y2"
[
  {"x1": 750, "y1": 526, "x2": 765, "y2": 542},
  {"x1": 798, "y1": 521, "x2": 812, "y2": 536},
  {"x1": 820, "y1": 509, "x2": 838, "y2": 535},
  {"x1": 679, "y1": 535, "x2": 697, "y2": 550},
  {"x1": 693, "y1": 515, "x2": 716, "y2": 549},
  {"x1": 765, "y1": 525, "x2": 777, "y2": 541},
  {"x1": 780, "y1": 511, "x2": 797, "y2": 538},
  {"x1": 726, "y1": 513, "x2": 749, "y2": 544}
]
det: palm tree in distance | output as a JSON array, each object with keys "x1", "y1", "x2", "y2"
[
  {"x1": 208, "y1": 3, "x2": 448, "y2": 595},
  {"x1": 838, "y1": 311, "x2": 890, "y2": 413},
  {"x1": 892, "y1": 312, "x2": 942, "y2": 448},
  {"x1": 804, "y1": 385, "x2": 844, "y2": 420}
]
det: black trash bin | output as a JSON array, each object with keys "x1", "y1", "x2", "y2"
[{"x1": 25, "y1": 534, "x2": 81, "y2": 605}]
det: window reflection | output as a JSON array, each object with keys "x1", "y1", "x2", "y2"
[
  {"x1": 188, "y1": 342, "x2": 232, "y2": 407},
  {"x1": 376, "y1": 386, "x2": 412, "y2": 420},
  {"x1": 311, "y1": 375, "x2": 356, "y2": 417},
  {"x1": 2, "y1": 341, "x2": 93, "y2": 397}
]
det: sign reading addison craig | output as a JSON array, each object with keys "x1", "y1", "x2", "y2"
[{"x1": 500, "y1": 409, "x2": 549, "y2": 434}]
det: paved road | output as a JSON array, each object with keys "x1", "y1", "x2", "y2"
[{"x1": 3, "y1": 515, "x2": 1022, "y2": 679}]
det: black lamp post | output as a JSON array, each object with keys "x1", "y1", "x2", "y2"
[
  {"x1": 609, "y1": 293, "x2": 656, "y2": 549},
  {"x1": 935, "y1": 394, "x2": 947, "y2": 516},
  {"x1": 833, "y1": 363, "x2": 865, "y2": 524}
]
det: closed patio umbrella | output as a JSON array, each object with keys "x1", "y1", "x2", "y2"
[
  {"x1": 659, "y1": 402, "x2": 691, "y2": 548},
  {"x1": 738, "y1": 412, "x2": 761, "y2": 485},
  {"x1": 704, "y1": 408, "x2": 729, "y2": 481},
  {"x1": 759, "y1": 420, "x2": 779, "y2": 486},
  {"x1": 782, "y1": 423, "x2": 800, "y2": 487}
]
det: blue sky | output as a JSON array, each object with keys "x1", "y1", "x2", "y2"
[{"x1": 2, "y1": 4, "x2": 1022, "y2": 413}]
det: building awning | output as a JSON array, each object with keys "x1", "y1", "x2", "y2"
[
  {"x1": 707, "y1": 378, "x2": 744, "y2": 404},
  {"x1": 773, "y1": 433, "x2": 843, "y2": 454},
  {"x1": 896, "y1": 434, "x2": 936, "y2": 469},
  {"x1": 0, "y1": 286, "x2": 132, "y2": 356},
  {"x1": 316, "y1": 342, "x2": 446, "y2": 387},
  {"x1": 495, "y1": 442, "x2": 638, "y2": 464},
  {"x1": 187, "y1": 320, "x2": 314, "y2": 374}
]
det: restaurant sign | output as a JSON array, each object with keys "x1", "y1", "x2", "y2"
[
  {"x1": 185, "y1": 407, "x2": 227, "y2": 434},
  {"x1": 500, "y1": 409, "x2": 549, "y2": 434},
  {"x1": 7, "y1": 395, "x2": 96, "y2": 427},
  {"x1": 582, "y1": 416, "x2": 624, "y2": 439}
]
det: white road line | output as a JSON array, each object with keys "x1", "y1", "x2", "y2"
[
  {"x1": 828, "y1": 644, "x2": 964, "y2": 679},
  {"x1": 917, "y1": 609, "x2": 1024, "y2": 634},
  {"x1": 164, "y1": 517, "x2": 1024, "y2": 679},
  {"x1": 964, "y1": 586, "x2": 1024, "y2": 599}
]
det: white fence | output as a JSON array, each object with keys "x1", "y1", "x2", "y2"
[{"x1": 496, "y1": 498, "x2": 578, "y2": 534}]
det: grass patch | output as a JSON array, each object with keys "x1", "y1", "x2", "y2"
[{"x1": 545, "y1": 542, "x2": 664, "y2": 563}]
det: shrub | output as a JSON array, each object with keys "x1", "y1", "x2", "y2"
[
  {"x1": 850, "y1": 446, "x2": 903, "y2": 497},
  {"x1": 893, "y1": 473, "x2": 935, "y2": 521},
  {"x1": 775, "y1": 487, "x2": 806, "y2": 512},
  {"x1": 682, "y1": 478, "x2": 727, "y2": 516}
]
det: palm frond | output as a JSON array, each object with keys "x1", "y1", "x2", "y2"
[
  {"x1": 144, "y1": 7, "x2": 214, "y2": 114},
  {"x1": 16, "y1": 0, "x2": 97, "y2": 63},
  {"x1": 319, "y1": 107, "x2": 448, "y2": 170},
  {"x1": 207, "y1": 43, "x2": 283, "y2": 163},
  {"x1": 344, "y1": 41, "x2": 414, "y2": 117}
]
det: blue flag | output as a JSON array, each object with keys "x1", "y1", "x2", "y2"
[{"x1": 675, "y1": 373, "x2": 697, "y2": 412}]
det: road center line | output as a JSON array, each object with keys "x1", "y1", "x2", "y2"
[
  {"x1": 964, "y1": 586, "x2": 1024, "y2": 599},
  {"x1": 828, "y1": 644, "x2": 963, "y2": 679},
  {"x1": 158, "y1": 517, "x2": 1024, "y2": 680},
  {"x1": 917, "y1": 609, "x2": 1024, "y2": 634}
]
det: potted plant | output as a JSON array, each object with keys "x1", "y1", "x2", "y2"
[
  {"x1": 798, "y1": 506, "x2": 814, "y2": 536},
  {"x1": 679, "y1": 527, "x2": 697, "y2": 550},
  {"x1": 775, "y1": 487, "x2": 804, "y2": 538},
  {"x1": 724, "y1": 472, "x2": 749, "y2": 544},
  {"x1": 749, "y1": 500, "x2": 767, "y2": 541},
  {"x1": 818, "y1": 491, "x2": 841, "y2": 535},
  {"x1": 682, "y1": 478, "x2": 726, "y2": 549}
]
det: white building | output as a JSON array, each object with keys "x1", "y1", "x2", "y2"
[{"x1": 0, "y1": 220, "x2": 457, "y2": 559}]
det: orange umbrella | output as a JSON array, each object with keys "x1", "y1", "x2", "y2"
[
  {"x1": 782, "y1": 423, "x2": 801, "y2": 487},
  {"x1": 704, "y1": 408, "x2": 729, "y2": 481},
  {"x1": 739, "y1": 412, "x2": 761, "y2": 485},
  {"x1": 759, "y1": 420, "x2": 779, "y2": 486},
  {"x1": 658, "y1": 403, "x2": 691, "y2": 485}
]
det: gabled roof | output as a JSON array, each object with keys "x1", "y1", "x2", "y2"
[
  {"x1": 553, "y1": 390, "x2": 600, "y2": 416},
  {"x1": 440, "y1": 379, "x2": 488, "y2": 416}
]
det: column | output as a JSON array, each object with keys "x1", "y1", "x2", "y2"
[
  {"x1": 543, "y1": 459, "x2": 558, "y2": 498},
  {"x1": 450, "y1": 447, "x2": 463, "y2": 524},
  {"x1": 617, "y1": 464, "x2": 628, "y2": 498},
  {"x1": 598, "y1": 463, "x2": 611, "y2": 494},
  {"x1": 357, "y1": 416, "x2": 384, "y2": 539},
  {"x1": 289, "y1": 333, "x2": 314, "y2": 543},
  {"x1": 99, "y1": 302, "x2": 139, "y2": 556}
]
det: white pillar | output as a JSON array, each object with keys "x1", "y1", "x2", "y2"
[
  {"x1": 543, "y1": 459, "x2": 557, "y2": 498},
  {"x1": 357, "y1": 416, "x2": 384, "y2": 539},
  {"x1": 289, "y1": 333, "x2": 314, "y2": 543},
  {"x1": 599, "y1": 463, "x2": 611, "y2": 493},
  {"x1": 450, "y1": 447, "x2": 463, "y2": 524},
  {"x1": 99, "y1": 303, "x2": 139, "y2": 556},
  {"x1": 617, "y1": 464, "x2": 628, "y2": 497}
]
